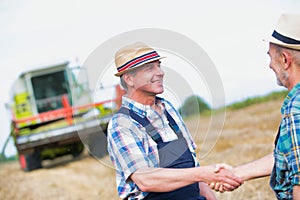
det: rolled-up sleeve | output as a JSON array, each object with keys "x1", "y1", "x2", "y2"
[
  {"x1": 107, "y1": 115, "x2": 159, "y2": 198},
  {"x1": 110, "y1": 132, "x2": 148, "y2": 179}
]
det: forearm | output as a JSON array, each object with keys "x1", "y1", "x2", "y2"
[
  {"x1": 293, "y1": 185, "x2": 300, "y2": 200},
  {"x1": 199, "y1": 182, "x2": 216, "y2": 200},
  {"x1": 130, "y1": 165, "x2": 242, "y2": 192},
  {"x1": 131, "y1": 167, "x2": 201, "y2": 192},
  {"x1": 235, "y1": 153, "x2": 273, "y2": 181}
]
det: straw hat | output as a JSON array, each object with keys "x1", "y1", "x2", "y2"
[
  {"x1": 269, "y1": 13, "x2": 300, "y2": 50},
  {"x1": 114, "y1": 42, "x2": 165, "y2": 77}
]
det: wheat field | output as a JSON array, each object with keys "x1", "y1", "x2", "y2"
[
  {"x1": 186, "y1": 100, "x2": 282, "y2": 199},
  {"x1": 0, "y1": 100, "x2": 282, "y2": 200}
]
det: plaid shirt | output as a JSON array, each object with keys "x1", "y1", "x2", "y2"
[
  {"x1": 271, "y1": 83, "x2": 300, "y2": 199},
  {"x1": 107, "y1": 96, "x2": 199, "y2": 200}
]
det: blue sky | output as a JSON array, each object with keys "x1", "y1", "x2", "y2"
[{"x1": 0, "y1": 0, "x2": 299, "y2": 156}]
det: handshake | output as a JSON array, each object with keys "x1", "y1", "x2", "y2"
[
  {"x1": 205, "y1": 163, "x2": 244, "y2": 193},
  {"x1": 203, "y1": 153, "x2": 272, "y2": 193}
]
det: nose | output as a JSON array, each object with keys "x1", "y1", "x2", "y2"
[{"x1": 157, "y1": 66, "x2": 164, "y2": 76}]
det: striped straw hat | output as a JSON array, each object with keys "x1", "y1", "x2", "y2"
[
  {"x1": 114, "y1": 42, "x2": 165, "y2": 77},
  {"x1": 269, "y1": 13, "x2": 300, "y2": 50}
]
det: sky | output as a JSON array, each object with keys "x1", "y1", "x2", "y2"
[{"x1": 1, "y1": 0, "x2": 299, "y2": 156}]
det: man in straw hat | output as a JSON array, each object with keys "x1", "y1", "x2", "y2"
[
  {"x1": 211, "y1": 13, "x2": 300, "y2": 199},
  {"x1": 107, "y1": 42, "x2": 243, "y2": 199}
]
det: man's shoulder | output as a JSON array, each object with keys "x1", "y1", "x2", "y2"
[
  {"x1": 286, "y1": 90, "x2": 300, "y2": 114},
  {"x1": 108, "y1": 110, "x2": 133, "y2": 129}
]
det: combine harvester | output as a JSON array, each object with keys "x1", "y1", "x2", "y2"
[{"x1": 6, "y1": 61, "x2": 124, "y2": 171}]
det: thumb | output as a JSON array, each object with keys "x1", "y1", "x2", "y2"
[{"x1": 214, "y1": 164, "x2": 222, "y2": 173}]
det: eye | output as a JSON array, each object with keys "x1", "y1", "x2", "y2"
[{"x1": 144, "y1": 64, "x2": 154, "y2": 71}]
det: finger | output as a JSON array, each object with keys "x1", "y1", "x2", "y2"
[
  {"x1": 215, "y1": 182, "x2": 221, "y2": 191},
  {"x1": 222, "y1": 183, "x2": 237, "y2": 191},
  {"x1": 209, "y1": 182, "x2": 215, "y2": 189},
  {"x1": 222, "y1": 177, "x2": 242, "y2": 188},
  {"x1": 219, "y1": 184, "x2": 224, "y2": 193}
]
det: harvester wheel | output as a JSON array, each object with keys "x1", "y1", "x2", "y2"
[
  {"x1": 19, "y1": 151, "x2": 42, "y2": 171},
  {"x1": 71, "y1": 142, "x2": 84, "y2": 158}
]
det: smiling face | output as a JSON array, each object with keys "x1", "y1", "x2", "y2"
[{"x1": 123, "y1": 60, "x2": 165, "y2": 103}]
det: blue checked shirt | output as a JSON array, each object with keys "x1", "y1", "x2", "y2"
[
  {"x1": 271, "y1": 83, "x2": 300, "y2": 199},
  {"x1": 107, "y1": 96, "x2": 199, "y2": 200}
]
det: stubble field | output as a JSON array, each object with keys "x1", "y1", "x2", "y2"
[{"x1": 0, "y1": 100, "x2": 282, "y2": 200}]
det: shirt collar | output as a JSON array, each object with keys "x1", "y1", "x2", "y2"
[
  {"x1": 281, "y1": 82, "x2": 300, "y2": 114},
  {"x1": 121, "y1": 96, "x2": 164, "y2": 117}
]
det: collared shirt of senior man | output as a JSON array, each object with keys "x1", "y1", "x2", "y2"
[{"x1": 106, "y1": 42, "x2": 242, "y2": 200}]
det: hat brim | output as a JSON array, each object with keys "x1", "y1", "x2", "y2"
[
  {"x1": 269, "y1": 36, "x2": 300, "y2": 50},
  {"x1": 267, "y1": 30, "x2": 300, "y2": 50},
  {"x1": 114, "y1": 56, "x2": 166, "y2": 77}
]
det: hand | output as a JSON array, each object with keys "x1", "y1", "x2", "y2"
[
  {"x1": 214, "y1": 163, "x2": 234, "y2": 173},
  {"x1": 201, "y1": 164, "x2": 243, "y2": 192},
  {"x1": 210, "y1": 163, "x2": 242, "y2": 192}
]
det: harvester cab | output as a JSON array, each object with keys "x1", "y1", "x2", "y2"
[{"x1": 7, "y1": 61, "x2": 121, "y2": 171}]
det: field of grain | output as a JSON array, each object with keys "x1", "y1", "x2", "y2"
[
  {"x1": 0, "y1": 100, "x2": 282, "y2": 199},
  {"x1": 187, "y1": 100, "x2": 282, "y2": 200}
]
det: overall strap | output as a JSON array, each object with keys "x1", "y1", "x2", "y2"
[
  {"x1": 118, "y1": 107, "x2": 163, "y2": 143},
  {"x1": 118, "y1": 107, "x2": 184, "y2": 141},
  {"x1": 164, "y1": 109, "x2": 184, "y2": 139}
]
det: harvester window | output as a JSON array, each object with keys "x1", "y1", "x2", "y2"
[{"x1": 31, "y1": 70, "x2": 70, "y2": 113}]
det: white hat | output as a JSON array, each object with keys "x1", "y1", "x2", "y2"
[{"x1": 269, "y1": 13, "x2": 300, "y2": 50}]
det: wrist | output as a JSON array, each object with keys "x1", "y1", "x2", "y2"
[
  {"x1": 235, "y1": 166, "x2": 248, "y2": 181},
  {"x1": 196, "y1": 166, "x2": 213, "y2": 183}
]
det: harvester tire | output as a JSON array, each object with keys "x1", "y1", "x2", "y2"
[
  {"x1": 71, "y1": 142, "x2": 84, "y2": 158},
  {"x1": 19, "y1": 151, "x2": 42, "y2": 171}
]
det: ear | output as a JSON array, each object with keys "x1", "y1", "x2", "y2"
[
  {"x1": 123, "y1": 74, "x2": 134, "y2": 87},
  {"x1": 281, "y1": 51, "x2": 292, "y2": 70}
]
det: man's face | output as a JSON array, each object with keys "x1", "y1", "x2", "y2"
[
  {"x1": 131, "y1": 60, "x2": 165, "y2": 96},
  {"x1": 268, "y1": 43, "x2": 289, "y2": 87}
]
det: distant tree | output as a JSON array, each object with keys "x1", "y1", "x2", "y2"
[{"x1": 179, "y1": 95, "x2": 210, "y2": 117}]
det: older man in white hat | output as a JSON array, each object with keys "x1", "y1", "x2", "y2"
[
  {"x1": 211, "y1": 13, "x2": 300, "y2": 199},
  {"x1": 106, "y1": 42, "x2": 243, "y2": 200}
]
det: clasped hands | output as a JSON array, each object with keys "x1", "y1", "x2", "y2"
[{"x1": 208, "y1": 163, "x2": 243, "y2": 193}]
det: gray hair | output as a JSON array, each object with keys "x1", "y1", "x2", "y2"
[
  {"x1": 119, "y1": 68, "x2": 138, "y2": 91},
  {"x1": 291, "y1": 49, "x2": 300, "y2": 67},
  {"x1": 120, "y1": 76, "x2": 128, "y2": 91},
  {"x1": 273, "y1": 44, "x2": 300, "y2": 66}
]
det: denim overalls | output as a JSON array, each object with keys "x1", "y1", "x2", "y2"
[{"x1": 118, "y1": 107, "x2": 206, "y2": 200}]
